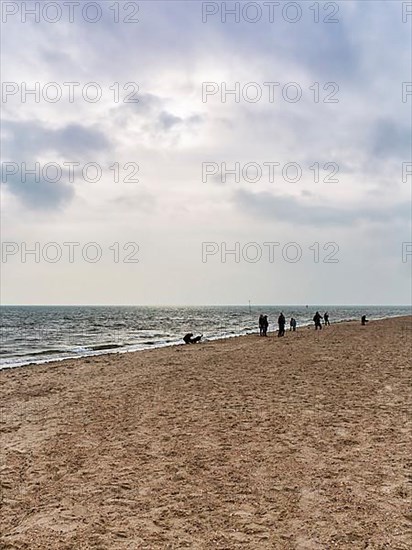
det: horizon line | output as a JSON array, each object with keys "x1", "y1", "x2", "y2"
[{"x1": 1, "y1": 304, "x2": 411, "y2": 308}]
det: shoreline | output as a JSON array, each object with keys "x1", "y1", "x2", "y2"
[{"x1": 1, "y1": 312, "x2": 411, "y2": 372}]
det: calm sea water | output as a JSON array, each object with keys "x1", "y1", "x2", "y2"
[{"x1": 0, "y1": 305, "x2": 410, "y2": 369}]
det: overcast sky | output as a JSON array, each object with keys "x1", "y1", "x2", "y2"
[{"x1": 1, "y1": 0, "x2": 411, "y2": 306}]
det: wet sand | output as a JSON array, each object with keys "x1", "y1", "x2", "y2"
[{"x1": 1, "y1": 317, "x2": 411, "y2": 549}]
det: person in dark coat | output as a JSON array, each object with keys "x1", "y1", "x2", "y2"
[
  {"x1": 278, "y1": 312, "x2": 286, "y2": 337},
  {"x1": 262, "y1": 315, "x2": 269, "y2": 336},
  {"x1": 258, "y1": 314, "x2": 264, "y2": 336},
  {"x1": 313, "y1": 311, "x2": 322, "y2": 330}
]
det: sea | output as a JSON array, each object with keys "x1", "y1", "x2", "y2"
[{"x1": 0, "y1": 305, "x2": 410, "y2": 370}]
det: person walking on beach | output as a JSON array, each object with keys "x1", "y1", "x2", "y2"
[
  {"x1": 361, "y1": 315, "x2": 368, "y2": 326},
  {"x1": 313, "y1": 311, "x2": 322, "y2": 330},
  {"x1": 262, "y1": 315, "x2": 269, "y2": 336},
  {"x1": 278, "y1": 312, "x2": 286, "y2": 337},
  {"x1": 324, "y1": 312, "x2": 330, "y2": 326},
  {"x1": 259, "y1": 314, "x2": 264, "y2": 336},
  {"x1": 290, "y1": 317, "x2": 297, "y2": 331}
]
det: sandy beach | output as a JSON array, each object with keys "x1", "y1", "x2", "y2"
[{"x1": 1, "y1": 317, "x2": 411, "y2": 549}]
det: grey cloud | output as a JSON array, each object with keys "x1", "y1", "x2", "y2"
[
  {"x1": 234, "y1": 189, "x2": 411, "y2": 227},
  {"x1": 116, "y1": 92, "x2": 204, "y2": 136},
  {"x1": 3, "y1": 172, "x2": 74, "y2": 211},
  {"x1": 288, "y1": 19, "x2": 360, "y2": 82},
  {"x1": 126, "y1": 93, "x2": 163, "y2": 113},
  {"x1": 1, "y1": 119, "x2": 110, "y2": 210},
  {"x1": 155, "y1": 111, "x2": 203, "y2": 133},
  {"x1": 158, "y1": 111, "x2": 183, "y2": 131},
  {"x1": 3, "y1": 120, "x2": 109, "y2": 160},
  {"x1": 370, "y1": 118, "x2": 412, "y2": 160}
]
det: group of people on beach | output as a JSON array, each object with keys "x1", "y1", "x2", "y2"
[
  {"x1": 183, "y1": 311, "x2": 369, "y2": 345},
  {"x1": 313, "y1": 311, "x2": 330, "y2": 330},
  {"x1": 259, "y1": 311, "x2": 331, "y2": 336}
]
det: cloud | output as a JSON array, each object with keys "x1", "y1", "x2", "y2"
[
  {"x1": 1, "y1": 119, "x2": 111, "y2": 210},
  {"x1": 233, "y1": 189, "x2": 411, "y2": 228},
  {"x1": 158, "y1": 111, "x2": 183, "y2": 130},
  {"x1": 370, "y1": 118, "x2": 412, "y2": 160},
  {"x1": 2, "y1": 120, "x2": 110, "y2": 160},
  {"x1": 2, "y1": 172, "x2": 74, "y2": 211}
]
